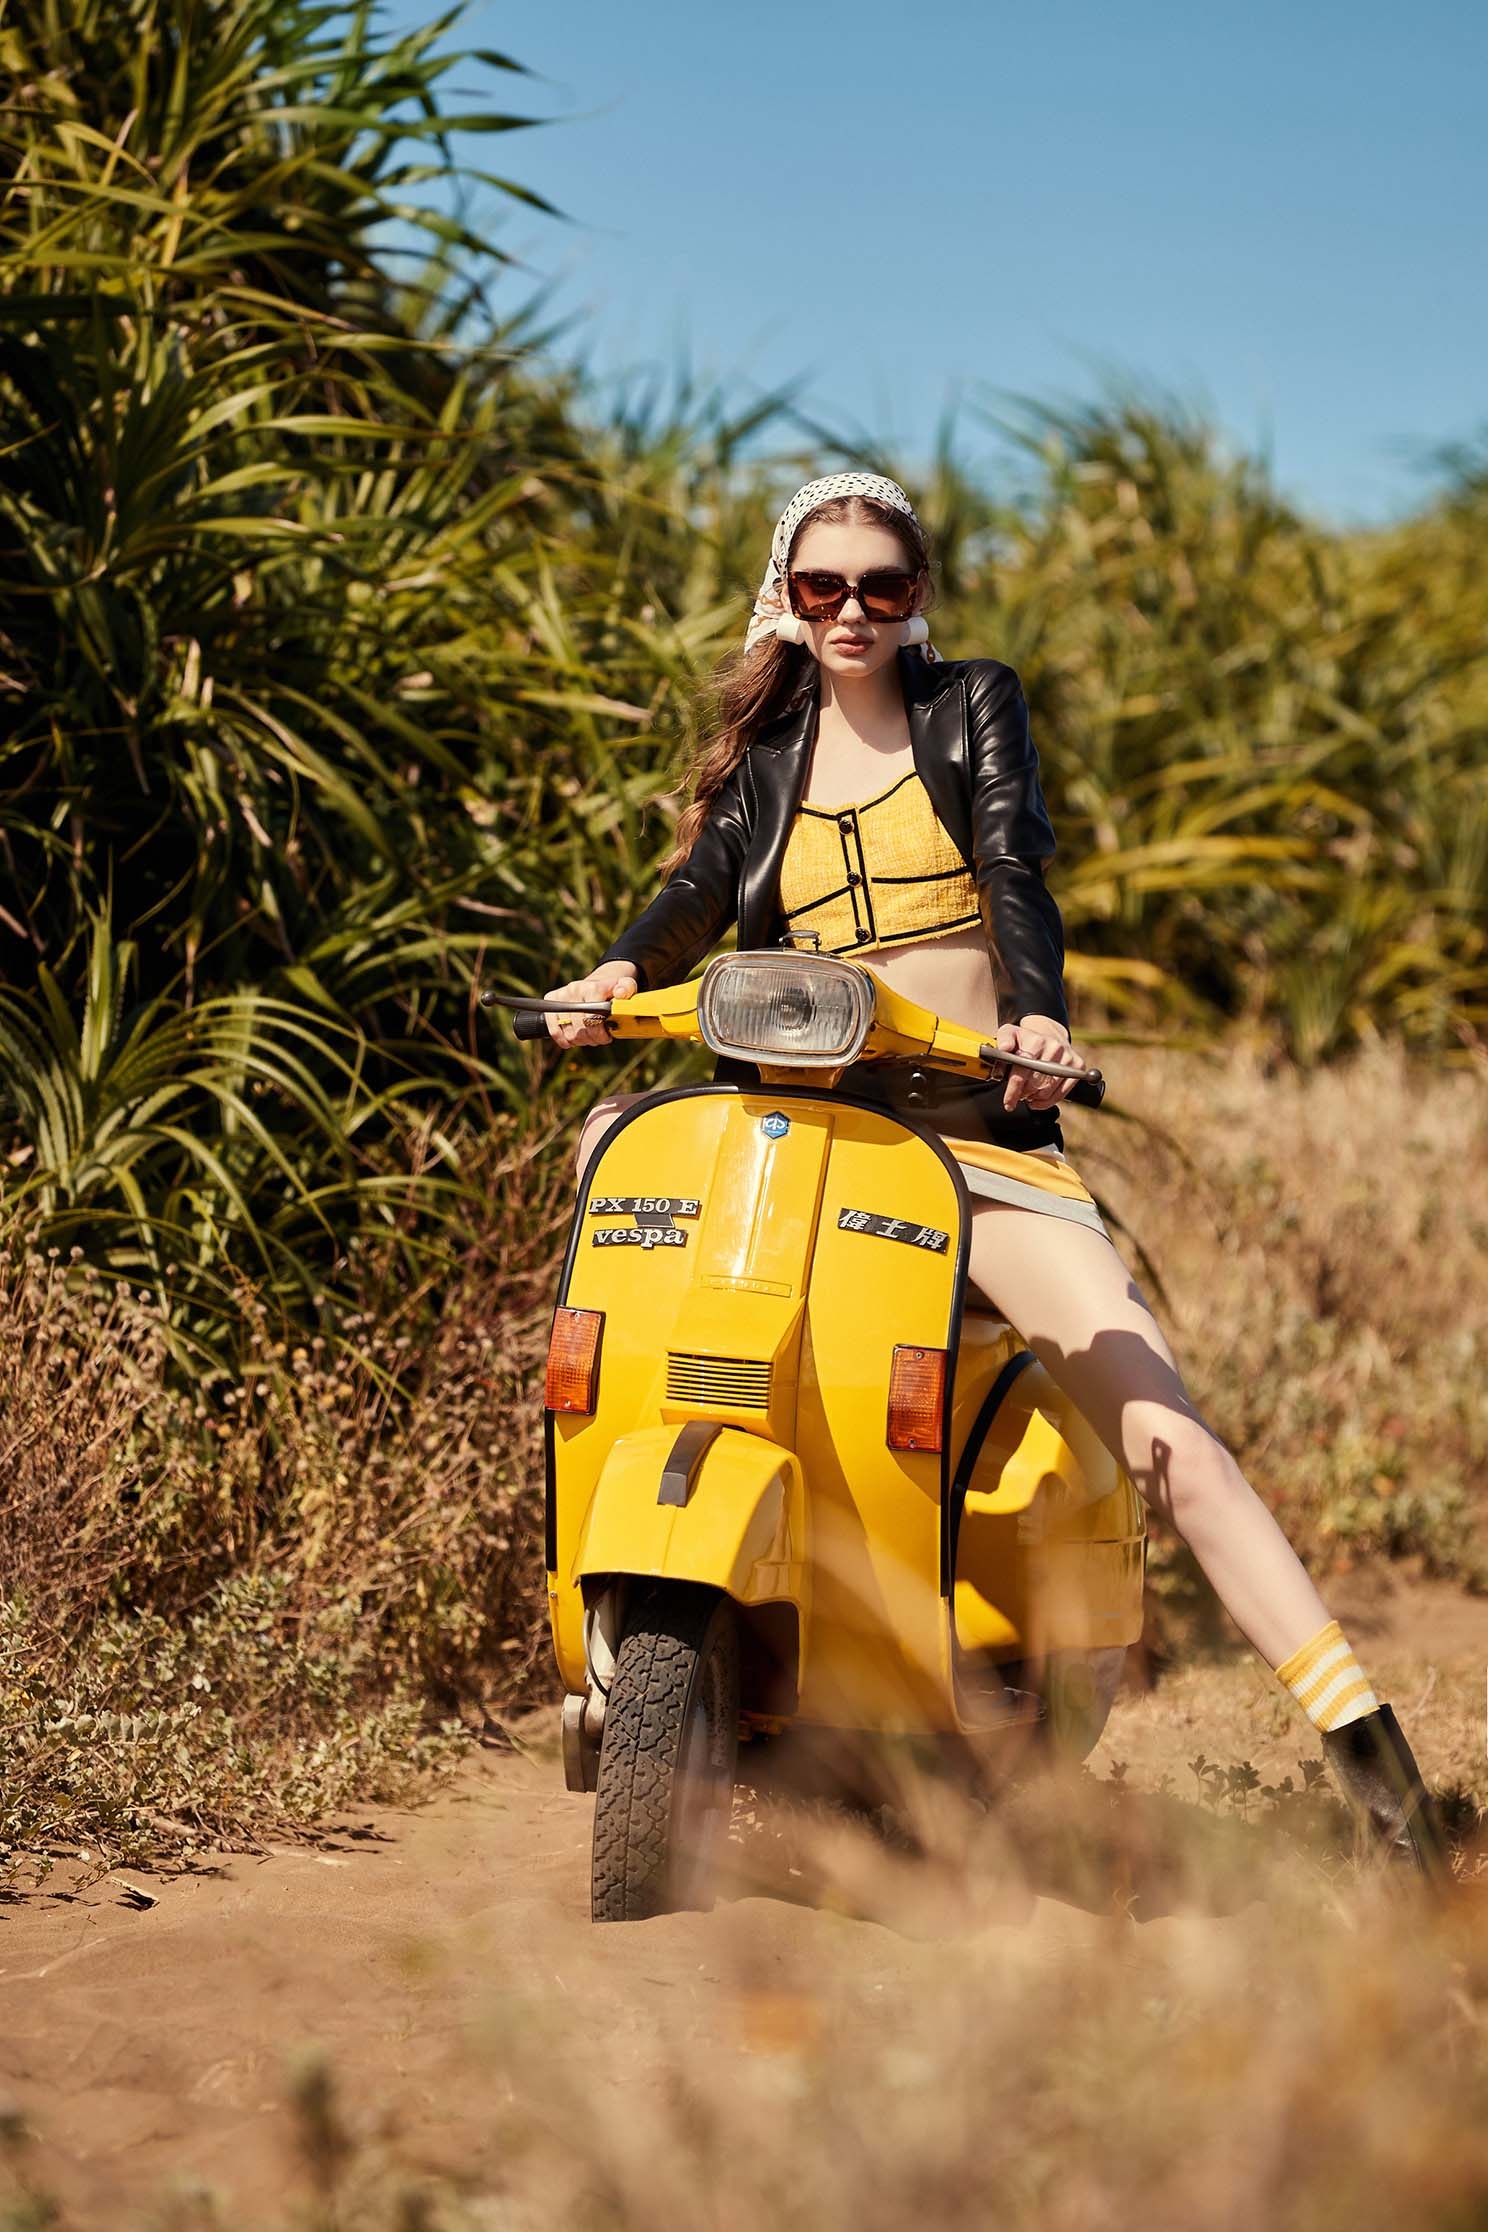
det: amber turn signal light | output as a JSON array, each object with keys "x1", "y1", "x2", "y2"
[
  {"x1": 545, "y1": 1306, "x2": 604, "y2": 1414},
  {"x1": 886, "y1": 1344, "x2": 946, "y2": 1453}
]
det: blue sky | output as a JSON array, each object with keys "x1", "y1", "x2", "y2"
[{"x1": 384, "y1": 0, "x2": 1488, "y2": 523}]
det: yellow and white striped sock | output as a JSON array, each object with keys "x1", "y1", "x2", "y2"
[{"x1": 1273, "y1": 1618, "x2": 1379, "y2": 1733}]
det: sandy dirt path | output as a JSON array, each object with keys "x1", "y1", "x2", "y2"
[
  {"x1": 2, "y1": 1569, "x2": 1484, "y2": 2226},
  {"x1": 1, "y1": 1738, "x2": 1147, "y2": 2224}
]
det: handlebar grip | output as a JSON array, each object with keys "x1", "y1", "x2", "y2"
[
  {"x1": 513, "y1": 1008, "x2": 552, "y2": 1042},
  {"x1": 1068, "y1": 1072, "x2": 1106, "y2": 1109}
]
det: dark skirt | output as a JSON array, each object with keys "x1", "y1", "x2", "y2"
[{"x1": 710, "y1": 1055, "x2": 1064, "y2": 1154}]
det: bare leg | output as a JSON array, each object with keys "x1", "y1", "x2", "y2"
[
  {"x1": 966, "y1": 1199, "x2": 1333, "y2": 1670},
  {"x1": 575, "y1": 1092, "x2": 645, "y2": 1185}
]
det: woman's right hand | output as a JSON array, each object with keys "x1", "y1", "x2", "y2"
[{"x1": 543, "y1": 961, "x2": 640, "y2": 1049}]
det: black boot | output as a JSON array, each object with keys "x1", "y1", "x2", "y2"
[{"x1": 1320, "y1": 1702, "x2": 1452, "y2": 1890}]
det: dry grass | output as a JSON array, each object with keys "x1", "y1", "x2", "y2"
[
  {"x1": 467, "y1": 1867, "x2": 1488, "y2": 2232},
  {"x1": 1, "y1": 1494, "x2": 1484, "y2": 2230},
  {"x1": 1071, "y1": 1037, "x2": 1488, "y2": 1659},
  {"x1": 0, "y1": 1122, "x2": 569, "y2": 1878},
  {"x1": 3, "y1": 1726, "x2": 1485, "y2": 2232}
]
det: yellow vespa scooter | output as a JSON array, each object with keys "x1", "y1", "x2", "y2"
[{"x1": 493, "y1": 950, "x2": 1146, "y2": 1923}]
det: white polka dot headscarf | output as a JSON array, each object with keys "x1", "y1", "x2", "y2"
[{"x1": 743, "y1": 471, "x2": 940, "y2": 660}]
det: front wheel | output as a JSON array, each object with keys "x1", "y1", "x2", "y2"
[{"x1": 590, "y1": 1583, "x2": 740, "y2": 1924}]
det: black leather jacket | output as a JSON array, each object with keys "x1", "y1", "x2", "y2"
[{"x1": 597, "y1": 649, "x2": 1069, "y2": 1031}]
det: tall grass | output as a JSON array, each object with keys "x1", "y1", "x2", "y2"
[
  {"x1": 0, "y1": 0, "x2": 721, "y2": 1355},
  {"x1": 966, "y1": 396, "x2": 1488, "y2": 1058}
]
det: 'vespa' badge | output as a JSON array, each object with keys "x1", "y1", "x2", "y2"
[
  {"x1": 760, "y1": 1112, "x2": 791, "y2": 1140},
  {"x1": 588, "y1": 1195, "x2": 700, "y2": 1250}
]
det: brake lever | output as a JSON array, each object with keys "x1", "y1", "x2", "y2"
[
  {"x1": 477, "y1": 988, "x2": 614, "y2": 1015},
  {"x1": 979, "y1": 1041, "x2": 1101, "y2": 1083},
  {"x1": 979, "y1": 1041, "x2": 1106, "y2": 1109},
  {"x1": 476, "y1": 987, "x2": 616, "y2": 1044}
]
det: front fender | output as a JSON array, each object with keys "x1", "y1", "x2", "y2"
[{"x1": 577, "y1": 1426, "x2": 806, "y2": 1612}]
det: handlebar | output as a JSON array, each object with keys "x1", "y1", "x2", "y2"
[
  {"x1": 482, "y1": 987, "x2": 1106, "y2": 1107},
  {"x1": 481, "y1": 991, "x2": 610, "y2": 1043},
  {"x1": 513, "y1": 1004, "x2": 570, "y2": 1041}
]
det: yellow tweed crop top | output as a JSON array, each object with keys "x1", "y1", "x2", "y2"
[{"x1": 776, "y1": 767, "x2": 980, "y2": 956}]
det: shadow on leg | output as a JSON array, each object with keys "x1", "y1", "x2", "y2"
[{"x1": 964, "y1": 1200, "x2": 1333, "y2": 1669}]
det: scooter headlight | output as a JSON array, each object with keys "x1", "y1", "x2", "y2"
[{"x1": 696, "y1": 952, "x2": 874, "y2": 1067}]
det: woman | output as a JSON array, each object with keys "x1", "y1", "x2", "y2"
[{"x1": 543, "y1": 470, "x2": 1448, "y2": 1887}]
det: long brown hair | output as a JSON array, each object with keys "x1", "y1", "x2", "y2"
[{"x1": 658, "y1": 495, "x2": 934, "y2": 876}]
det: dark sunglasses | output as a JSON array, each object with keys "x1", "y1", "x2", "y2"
[{"x1": 786, "y1": 566, "x2": 922, "y2": 624}]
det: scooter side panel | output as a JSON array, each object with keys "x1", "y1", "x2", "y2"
[
  {"x1": 797, "y1": 1108, "x2": 967, "y2": 1732},
  {"x1": 954, "y1": 1361, "x2": 1146, "y2": 1658}
]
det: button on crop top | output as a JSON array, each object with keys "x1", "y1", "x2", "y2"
[{"x1": 776, "y1": 767, "x2": 981, "y2": 955}]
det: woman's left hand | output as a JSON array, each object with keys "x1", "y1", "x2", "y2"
[{"x1": 992, "y1": 1016, "x2": 1084, "y2": 1112}]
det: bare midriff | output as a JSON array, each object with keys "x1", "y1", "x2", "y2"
[{"x1": 844, "y1": 924, "x2": 1005, "y2": 1039}]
